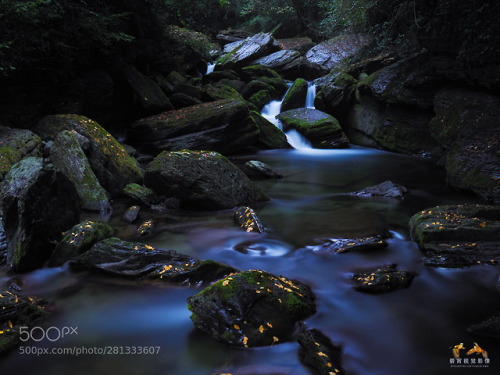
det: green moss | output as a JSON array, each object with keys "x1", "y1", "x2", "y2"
[
  {"x1": 0, "y1": 146, "x2": 18, "y2": 177},
  {"x1": 248, "y1": 90, "x2": 271, "y2": 109},
  {"x1": 358, "y1": 71, "x2": 379, "y2": 88}
]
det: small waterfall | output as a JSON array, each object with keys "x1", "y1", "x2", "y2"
[
  {"x1": 261, "y1": 100, "x2": 283, "y2": 129},
  {"x1": 206, "y1": 62, "x2": 216, "y2": 75},
  {"x1": 306, "y1": 82, "x2": 316, "y2": 109},
  {"x1": 286, "y1": 129, "x2": 312, "y2": 150}
]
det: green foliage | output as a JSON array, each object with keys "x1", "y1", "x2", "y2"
[{"x1": 318, "y1": 0, "x2": 371, "y2": 37}]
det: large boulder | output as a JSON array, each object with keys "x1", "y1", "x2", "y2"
[
  {"x1": 314, "y1": 72, "x2": 358, "y2": 120},
  {"x1": 1, "y1": 157, "x2": 81, "y2": 272},
  {"x1": 249, "y1": 111, "x2": 289, "y2": 150},
  {"x1": 50, "y1": 130, "x2": 110, "y2": 211},
  {"x1": 409, "y1": 204, "x2": 500, "y2": 267},
  {"x1": 35, "y1": 114, "x2": 143, "y2": 196},
  {"x1": 144, "y1": 150, "x2": 268, "y2": 210},
  {"x1": 252, "y1": 50, "x2": 302, "y2": 75},
  {"x1": 187, "y1": 270, "x2": 316, "y2": 347},
  {"x1": 127, "y1": 99, "x2": 260, "y2": 155},
  {"x1": 280, "y1": 78, "x2": 308, "y2": 112},
  {"x1": 0, "y1": 127, "x2": 42, "y2": 181},
  {"x1": 69, "y1": 237, "x2": 237, "y2": 284},
  {"x1": 277, "y1": 108, "x2": 348, "y2": 148},
  {"x1": 277, "y1": 38, "x2": 315, "y2": 54},
  {"x1": 216, "y1": 33, "x2": 280, "y2": 69}
]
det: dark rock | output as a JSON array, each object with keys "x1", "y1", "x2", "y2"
[
  {"x1": 166, "y1": 71, "x2": 187, "y2": 89},
  {"x1": 280, "y1": 79, "x2": 308, "y2": 112},
  {"x1": 123, "y1": 183, "x2": 161, "y2": 206},
  {"x1": 202, "y1": 69, "x2": 240, "y2": 84},
  {"x1": 277, "y1": 38, "x2": 315, "y2": 54},
  {"x1": 315, "y1": 72, "x2": 357, "y2": 119},
  {"x1": 119, "y1": 63, "x2": 173, "y2": 114},
  {"x1": 0, "y1": 218, "x2": 6, "y2": 265},
  {"x1": 214, "y1": 79, "x2": 247, "y2": 93},
  {"x1": 187, "y1": 270, "x2": 316, "y2": 347},
  {"x1": 216, "y1": 33, "x2": 280, "y2": 69},
  {"x1": 69, "y1": 237, "x2": 237, "y2": 284},
  {"x1": 252, "y1": 50, "x2": 302, "y2": 74},
  {"x1": 136, "y1": 219, "x2": 153, "y2": 237},
  {"x1": 201, "y1": 84, "x2": 243, "y2": 102},
  {"x1": 144, "y1": 150, "x2": 268, "y2": 210},
  {"x1": 175, "y1": 83, "x2": 203, "y2": 99},
  {"x1": 124, "y1": 206, "x2": 140, "y2": 223},
  {"x1": 170, "y1": 93, "x2": 203, "y2": 109},
  {"x1": 307, "y1": 236, "x2": 388, "y2": 254},
  {"x1": 50, "y1": 130, "x2": 110, "y2": 212},
  {"x1": 255, "y1": 77, "x2": 289, "y2": 99},
  {"x1": 429, "y1": 89, "x2": 500, "y2": 203},
  {"x1": 223, "y1": 40, "x2": 245, "y2": 54},
  {"x1": 277, "y1": 108, "x2": 348, "y2": 148},
  {"x1": 127, "y1": 99, "x2": 260, "y2": 155},
  {"x1": 352, "y1": 264, "x2": 415, "y2": 293},
  {"x1": 241, "y1": 65, "x2": 282, "y2": 81},
  {"x1": 234, "y1": 206, "x2": 266, "y2": 233},
  {"x1": 216, "y1": 29, "x2": 252, "y2": 44},
  {"x1": 248, "y1": 90, "x2": 271, "y2": 110},
  {"x1": 297, "y1": 329, "x2": 345, "y2": 375},
  {"x1": 241, "y1": 81, "x2": 275, "y2": 100},
  {"x1": 352, "y1": 181, "x2": 408, "y2": 199},
  {"x1": 0, "y1": 291, "x2": 47, "y2": 356},
  {"x1": 409, "y1": 204, "x2": 500, "y2": 268},
  {"x1": 249, "y1": 111, "x2": 289, "y2": 150},
  {"x1": 467, "y1": 316, "x2": 500, "y2": 339},
  {"x1": 242, "y1": 160, "x2": 283, "y2": 180},
  {"x1": 0, "y1": 126, "x2": 42, "y2": 181},
  {"x1": 49, "y1": 220, "x2": 114, "y2": 267},
  {"x1": 152, "y1": 72, "x2": 175, "y2": 96},
  {"x1": 1, "y1": 157, "x2": 81, "y2": 272},
  {"x1": 35, "y1": 114, "x2": 143, "y2": 196}
]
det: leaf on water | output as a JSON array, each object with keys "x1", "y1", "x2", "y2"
[
  {"x1": 234, "y1": 324, "x2": 240, "y2": 330},
  {"x1": 480, "y1": 222, "x2": 486, "y2": 228},
  {"x1": 259, "y1": 325, "x2": 264, "y2": 333},
  {"x1": 318, "y1": 352, "x2": 328, "y2": 357},
  {"x1": 8, "y1": 321, "x2": 13, "y2": 328}
]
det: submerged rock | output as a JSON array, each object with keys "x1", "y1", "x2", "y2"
[
  {"x1": 127, "y1": 99, "x2": 260, "y2": 155},
  {"x1": 352, "y1": 180, "x2": 408, "y2": 199},
  {"x1": 0, "y1": 126, "x2": 42, "y2": 181},
  {"x1": 0, "y1": 291, "x2": 48, "y2": 356},
  {"x1": 35, "y1": 114, "x2": 143, "y2": 196},
  {"x1": 297, "y1": 329, "x2": 345, "y2": 375},
  {"x1": 1, "y1": 157, "x2": 81, "y2": 272},
  {"x1": 277, "y1": 108, "x2": 348, "y2": 148},
  {"x1": 69, "y1": 237, "x2": 237, "y2": 284},
  {"x1": 50, "y1": 130, "x2": 110, "y2": 211},
  {"x1": 467, "y1": 316, "x2": 500, "y2": 339},
  {"x1": 409, "y1": 204, "x2": 500, "y2": 267},
  {"x1": 144, "y1": 150, "x2": 268, "y2": 210},
  {"x1": 308, "y1": 236, "x2": 388, "y2": 254},
  {"x1": 241, "y1": 160, "x2": 283, "y2": 180},
  {"x1": 49, "y1": 220, "x2": 114, "y2": 267},
  {"x1": 124, "y1": 206, "x2": 140, "y2": 223},
  {"x1": 234, "y1": 206, "x2": 266, "y2": 233},
  {"x1": 136, "y1": 219, "x2": 153, "y2": 237},
  {"x1": 280, "y1": 78, "x2": 308, "y2": 112},
  {"x1": 352, "y1": 264, "x2": 415, "y2": 293},
  {"x1": 187, "y1": 270, "x2": 316, "y2": 347}
]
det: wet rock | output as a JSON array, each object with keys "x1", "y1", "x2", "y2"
[
  {"x1": 297, "y1": 329, "x2": 345, "y2": 375},
  {"x1": 315, "y1": 72, "x2": 357, "y2": 119},
  {"x1": 0, "y1": 218, "x2": 6, "y2": 265},
  {"x1": 124, "y1": 206, "x2": 140, "y2": 223},
  {"x1": 69, "y1": 237, "x2": 237, "y2": 284},
  {"x1": 50, "y1": 130, "x2": 110, "y2": 211},
  {"x1": 352, "y1": 180, "x2": 408, "y2": 199},
  {"x1": 127, "y1": 99, "x2": 260, "y2": 155},
  {"x1": 216, "y1": 29, "x2": 252, "y2": 44},
  {"x1": 254, "y1": 77, "x2": 289, "y2": 99},
  {"x1": 223, "y1": 40, "x2": 245, "y2": 54},
  {"x1": 216, "y1": 33, "x2": 280, "y2": 69},
  {"x1": 202, "y1": 69, "x2": 240, "y2": 84},
  {"x1": 0, "y1": 291, "x2": 48, "y2": 356},
  {"x1": 123, "y1": 183, "x2": 179, "y2": 214},
  {"x1": 187, "y1": 270, "x2": 316, "y2": 347},
  {"x1": 277, "y1": 108, "x2": 348, "y2": 148},
  {"x1": 280, "y1": 78, "x2": 308, "y2": 112},
  {"x1": 169, "y1": 92, "x2": 203, "y2": 109},
  {"x1": 252, "y1": 50, "x2": 303, "y2": 75},
  {"x1": 241, "y1": 80, "x2": 275, "y2": 100},
  {"x1": 409, "y1": 204, "x2": 500, "y2": 267},
  {"x1": 308, "y1": 236, "x2": 388, "y2": 254},
  {"x1": 49, "y1": 220, "x2": 114, "y2": 267},
  {"x1": 35, "y1": 114, "x2": 143, "y2": 196},
  {"x1": 352, "y1": 264, "x2": 415, "y2": 294},
  {"x1": 1, "y1": 157, "x2": 81, "y2": 272},
  {"x1": 136, "y1": 219, "x2": 153, "y2": 237},
  {"x1": 277, "y1": 38, "x2": 315, "y2": 54},
  {"x1": 201, "y1": 85, "x2": 244, "y2": 102},
  {"x1": 0, "y1": 126, "x2": 42, "y2": 181},
  {"x1": 144, "y1": 150, "x2": 268, "y2": 210},
  {"x1": 250, "y1": 111, "x2": 289, "y2": 150},
  {"x1": 166, "y1": 71, "x2": 187, "y2": 89},
  {"x1": 119, "y1": 63, "x2": 173, "y2": 114},
  {"x1": 302, "y1": 34, "x2": 370, "y2": 79},
  {"x1": 467, "y1": 316, "x2": 500, "y2": 339},
  {"x1": 248, "y1": 90, "x2": 271, "y2": 110},
  {"x1": 234, "y1": 206, "x2": 266, "y2": 233},
  {"x1": 241, "y1": 160, "x2": 283, "y2": 180},
  {"x1": 175, "y1": 83, "x2": 203, "y2": 99},
  {"x1": 241, "y1": 65, "x2": 282, "y2": 81}
]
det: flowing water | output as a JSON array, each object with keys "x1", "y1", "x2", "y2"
[{"x1": 206, "y1": 62, "x2": 216, "y2": 75}]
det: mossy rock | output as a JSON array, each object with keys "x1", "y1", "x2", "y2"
[
  {"x1": 297, "y1": 329, "x2": 345, "y2": 375},
  {"x1": 49, "y1": 220, "x2": 114, "y2": 266},
  {"x1": 352, "y1": 264, "x2": 415, "y2": 293},
  {"x1": 201, "y1": 84, "x2": 243, "y2": 102},
  {"x1": 187, "y1": 270, "x2": 316, "y2": 347},
  {"x1": 280, "y1": 78, "x2": 308, "y2": 112},
  {"x1": 36, "y1": 114, "x2": 143, "y2": 196},
  {"x1": 202, "y1": 69, "x2": 240, "y2": 84},
  {"x1": 256, "y1": 77, "x2": 289, "y2": 99},
  {"x1": 0, "y1": 127, "x2": 42, "y2": 181},
  {"x1": 241, "y1": 80, "x2": 275, "y2": 100},
  {"x1": 248, "y1": 90, "x2": 271, "y2": 110},
  {"x1": 250, "y1": 111, "x2": 289, "y2": 150},
  {"x1": 241, "y1": 65, "x2": 282, "y2": 80}
]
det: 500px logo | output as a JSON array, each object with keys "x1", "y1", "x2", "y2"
[{"x1": 19, "y1": 326, "x2": 78, "y2": 342}]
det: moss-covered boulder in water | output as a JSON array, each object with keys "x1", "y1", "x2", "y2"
[
  {"x1": 241, "y1": 80, "x2": 275, "y2": 100},
  {"x1": 144, "y1": 150, "x2": 268, "y2": 210},
  {"x1": 49, "y1": 220, "x2": 114, "y2": 266},
  {"x1": 1, "y1": 157, "x2": 81, "y2": 272},
  {"x1": 35, "y1": 114, "x2": 143, "y2": 196},
  {"x1": 297, "y1": 329, "x2": 345, "y2": 375},
  {"x1": 187, "y1": 270, "x2": 316, "y2": 347},
  {"x1": 250, "y1": 111, "x2": 289, "y2": 150},
  {"x1": 0, "y1": 126, "x2": 42, "y2": 181},
  {"x1": 278, "y1": 108, "x2": 349, "y2": 148},
  {"x1": 280, "y1": 78, "x2": 308, "y2": 112},
  {"x1": 127, "y1": 99, "x2": 260, "y2": 155},
  {"x1": 248, "y1": 90, "x2": 271, "y2": 110},
  {"x1": 315, "y1": 72, "x2": 357, "y2": 119},
  {"x1": 50, "y1": 130, "x2": 110, "y2": 211},
  {"x1": 409, "y1": 204, "x2": 500, "y2": 267},
  {"x1": 69, "y1": 237, "x2": 237, "y2": 284}
]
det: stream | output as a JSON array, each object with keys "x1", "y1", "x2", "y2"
[{"x1": 1, "y1": 82, "x2": 499, "y2": 375}]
